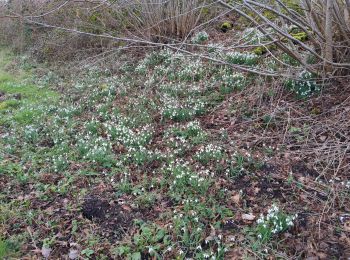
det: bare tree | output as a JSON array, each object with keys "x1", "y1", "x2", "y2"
[{"x1": 1, "y1": 0, "x2": 350, "y2": 77}]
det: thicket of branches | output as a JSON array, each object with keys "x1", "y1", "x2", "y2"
[{"x1": 1, "y1": 0, "x2": 350, "y2": 77}]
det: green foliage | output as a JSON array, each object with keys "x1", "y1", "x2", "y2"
[
  {"x1": 165, "y1": 161, "x2": 212, "y2": 197},
  {"x1": 281, "y1": 53, "x2": 300, "y2": 66},
  {"x1": 253, "y1": 204, "x2": 297, "y2": 243},
  {"x1": 77, "y1": 136, "x2": 115, "y2": 168},
  {"x1": 285, "y1": 71, "x2": 320, "y2": 98},
  {"x1": 81, "y1": 248, "x2": 95, "y2": 257},
  {"x1": 165, "y1": 121, "x2": 207, "y2": 145},
  {"x1": 0, "y1": 238, "x2": 8, "y2": 258},
  {"x1": 115, "y1": 221, "x2": 170, "y2": 259},
  {"x1": 262, "y1": 10, "x2": 277, "y2": 20},
  {"x1": 195, "y1": 144, "x2": 224, "y2": 165},
  {"x1": 172, "y1": 199, "x2": 230, "y2": 258},
  {"x1": 226, "y1": 51, "x2": 259, "y2": 66},
  {"x1": 219, "y1": 71, "x2": 246, "y2": 93},
  {"x1": 0, "y1": 99, "x2": 21, "y2": 110},
  {"x1": 161, "y1": 95, "x2": 206, "y2": 122},
  {"x1": 0, "y1": 35, "x2": 314, "y2": 259},
  {"x1": 191, "y1": 31, "x2": 209, "y2": 44},
  {"x1": 282, "y1": 0, "x2": 303, "y2": 15}
]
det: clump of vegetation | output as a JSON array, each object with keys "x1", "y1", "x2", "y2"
[
  {"x1": 195, "y1": 144, "x2": 224, "y2": 165},
  {"x1": 191, "y1": 31, "x2": 209, "y2": 44},
  {"x1": 226, "y1": 51, "x2": 259, "y2": 66},
  {"x1": 291, "y1": 32, "x2": 308, "y2": 42},
  {"x1": 254, "y1": 204, "x2": 298, "y2": 243},
  {"x1": 220, "y1": 71, "x2": 246, "y2": 93},
  {"x1": 285, "y1": 70, "x2": 320, "y2": 98},
  {"x1": 114, "y1": 221, "x2": 170, "y2": 259},
  {"x1": 220, "y1": 21, "x2": 233, "y2": 32}
]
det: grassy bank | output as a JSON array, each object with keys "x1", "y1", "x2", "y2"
[{"x1": 0, "y1": 47, "x2": 349, "y2": 259}]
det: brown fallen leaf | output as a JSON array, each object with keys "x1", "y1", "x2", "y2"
[
  {"x1": 242, "y1": 213, "x2": 256, "y2": 221},
  {"x1": 121, "y1": 204, "x2": 132, "y2": 212},
  {"x1": 69, "y1": 249, "x2": 79, "y2": 259},
  {"x1": 231, "y1": 193, "x2": 241, "y2": 204},
  {"x1": 41, "y1": 246, "x2": 52, "y2": 258}
]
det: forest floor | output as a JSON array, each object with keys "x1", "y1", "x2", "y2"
[{"x1": 0, "y1": 46, "x2": 350, "y2": 259}]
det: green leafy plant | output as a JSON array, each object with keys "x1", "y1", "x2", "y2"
[
  {"x1": 195, "y1": 144, "x2": 224, "y2": 165},
  {"x1": 0, "y1": 238, "x2": 8, "y2": 259},
  {"x1": 165, "y1": 161, "x2": 212, "y2": 196},
  {"x1": 115, "y1": 221, "x2": 170, "y2": 259},
  {"x1": 220, "y1": 71, "x2": 246, "y2": 93},
  {"x1": 254, "y1": 204, "x2": 297, "y2": 243},
  {"x1": 226, "y1": 51, "x2": 259, "y2": 66},
  {"x1": 191, "y1": 31, "x2": 209, "y2": 44},
  {"x1": 285, "y1": 71, "x2": 320, "y2": 99}
]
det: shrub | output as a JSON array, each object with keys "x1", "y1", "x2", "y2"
[{"x1": 120, "y1": 0, "x2": 211, "y2": 42}]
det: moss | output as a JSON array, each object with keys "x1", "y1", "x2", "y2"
[
  {"x1": 201, "y1": 7, "x2": 210, "y2": 16},
  {"x1": 282, "y1": 0, "x2": 303, "y2": 15},
  {"x1": 291, "y1": 32, "x2": 308, "y2": 42},
  {"x1": 89, "y1": 13, "x2": 103, "y2": 25},
  {"x1": 253, "y1": 46, "x2": 267, "y2": 56},
  {"x1": 253, "y1": 44, "x2": 277, "y2": 56},
  {"x1": 310, "y1": 107, "x2": 322, "y2": 115},
  {"x1": 220, "y1": 21, "x2": 233, "y2": 33},
  {"x1": 263, "y1": 10, "x2": 277, "y2": 20}
]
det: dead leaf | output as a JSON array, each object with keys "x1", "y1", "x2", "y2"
[
  {"x1": 319, "y1": 135, "x2": 327, "y2": 142},
  {"x1": 41, "y1": 246, "x2": 52, "y2": 258},
  {"x1": 121, "y1": 204, "x2": 132, "y2": 212},
  {"x1": 231, "y1": 193, "x2": 241, "y2": 204},
  {"x1": 242, "y1": 213, "x2": 256, "y2": 221},
  {"x1": 343, "y1": 220, "x2": 350, "y2": 232},
  {"x1": 69, "y1": 249, "x2": 79, "y2": 259}
]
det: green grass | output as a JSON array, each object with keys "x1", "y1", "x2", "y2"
[
  {"x1": 0, "y1": 49, "x2": 59, "y2": 125},
  {"x1": 0, "y1": 239, "x2": 7, "y2": 259}
]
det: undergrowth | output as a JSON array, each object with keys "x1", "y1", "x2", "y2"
[{"x1": 0, "y1": 44, "x2": 348, "y2": 259}]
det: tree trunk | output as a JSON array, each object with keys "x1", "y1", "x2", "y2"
[{"x1": 324, "y1": 0, "x2": 333, "y2": 73}]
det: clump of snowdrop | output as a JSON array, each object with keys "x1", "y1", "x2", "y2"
[
  {"x1": 177, "y1": 59, "x2": 206, "y2": 81},
  {"x1": 242, "y1": 27, "x2": 268, "y2": 45},
  {"x1": 52, "y1": 154, "x2": 69, "y2": 172},
  {"x1": 207, "y1": 43, "x2": 223, "y2": 55},
  {"x1": 255, "y1": 204, "x2": 298, "y2": 243},
  {"x1": 220, "y1": 71, "x2": 246, "y2": 93},
  {"x1": 160, "y1": 94, "x2": 206, "y2": 121},
  {"x1": 135, "y1": 49, "x2": 173, "y2": 74},
  {"x1": 191, "y1": 31, "x2": 209, "y2": 44},
  {"x1": 104, "y1": 119, "x2": 154, "y2": 148},
  {"x1": 285, "y1": 70, "x2": 320, "y2": 99},
  {"x1": 195, "y1": 144, "x2": 224, "y2": 165},
  {"x1": 77, "y1": 136, "x2": 114, "y2": 167},
  {"x1": 226, "y1": 51, "x2": 259, "y2": 66},
  {"x1": 23, "y1": 125, "x2": 39, "y2": 143},
  {"x1": 165, "y1": 160, "x2": 211, "y2": 195},
  {"x1": 340, "y1": 181, "x2": 350, "y2": 189}
]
